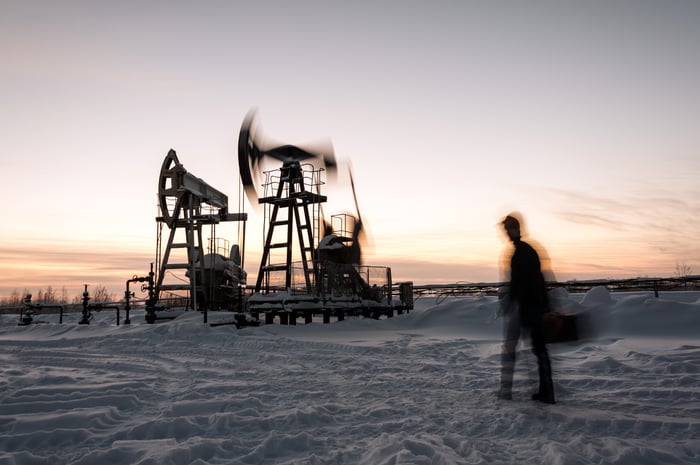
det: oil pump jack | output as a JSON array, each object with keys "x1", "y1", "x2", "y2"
[
  {"x1": 238, "y1": 110, "x2": 413, "y2": 321},
  {"x1": 149, "y1": 149, "x2": 247, "y2": 322}
]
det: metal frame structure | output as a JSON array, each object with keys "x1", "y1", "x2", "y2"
[
  {"x1": 255, "y1": 161, "x2": 326, "y2": 294},
  {"x1": 155, "y1": 149, "x2": 246, "y2": 314}
]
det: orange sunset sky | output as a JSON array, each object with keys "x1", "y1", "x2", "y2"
[{"x1": 2, "y1": 1, "x2": 699, "y2": 301}]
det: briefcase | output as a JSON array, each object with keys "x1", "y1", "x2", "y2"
[{"x1": 543, "y1": 311, "x2": 579, "y2": 344}]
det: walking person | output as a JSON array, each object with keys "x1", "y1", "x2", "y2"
[{"x1": 497, "y1": 213, "x2": 555, "y2": 404}]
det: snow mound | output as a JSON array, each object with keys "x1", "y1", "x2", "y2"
[
  {"x1": 580, "y1": 286, "x2": 615, "y2": 306},
  {"x1": 0, "y1": 291, "x2": 699, "y2": 464}
]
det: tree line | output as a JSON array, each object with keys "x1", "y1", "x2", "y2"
[{"x1": 0, "y1": 285, "x2": 117, "y2": 308}]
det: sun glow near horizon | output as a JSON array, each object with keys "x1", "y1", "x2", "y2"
[
  {"x1": 1, "y1": 213, "x2": 695, "y2": 302},
  {"x1": 2, "y1": 1, "x2": 699, "y2": 300}
]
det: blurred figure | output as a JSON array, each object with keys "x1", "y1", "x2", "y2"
[{"x1": 497, "y1": 213, "x2": 555, "y2": 404}]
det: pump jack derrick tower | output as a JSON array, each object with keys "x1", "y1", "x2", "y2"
[
  {"x1": 255, "y1": 157, "x2": 327, "y2": 293},
  {"x1": 238, "y1": 111, "x2": 334, "y2": 295}
]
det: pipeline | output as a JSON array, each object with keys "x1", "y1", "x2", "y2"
[
  {"x1": 125, "y1": 263, "x2": 156, "y2": 325},
  {"x1": 18, "y1": 294, "x2": 64, "y2": 325}
]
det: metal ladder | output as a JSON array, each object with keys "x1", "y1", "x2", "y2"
[
  {"x1": 156, "y1": 196, "x2": 206, "y2": 308},
  {"x1": 256, "y1": 162, "x2": 325, "y2": 294}
]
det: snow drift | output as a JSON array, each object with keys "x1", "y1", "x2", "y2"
[{"x1": 0, "y1": 287, "x2": 698, "y2": 464}]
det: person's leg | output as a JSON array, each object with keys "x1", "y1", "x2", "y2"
[
  {"x1": 530, "y1": 320, "x2": 555, "y2": 404},
  {"x1": 499, "y1": 312, "x2": 520, "y2": 399}
]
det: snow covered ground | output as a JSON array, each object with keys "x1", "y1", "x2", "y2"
[{"x1": 0, "y1": 287, "x2": 698, "y2": 465}]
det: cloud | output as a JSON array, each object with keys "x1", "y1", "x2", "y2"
[
  {"x1": 0, "y1": 240, "x2": 153, "y2": 299},
  {"x1": 387, "y1": 257, "x2": 497, "y2": 284},
  {"x1": 544, "y1": 186, "x2": 700, "y2": 272},
  {"x1": 548, "y1": 186, "x2": 700, "y2": 228},
  {"x1": 556, "y1": 211, "x2": 631, "y2": 232}
]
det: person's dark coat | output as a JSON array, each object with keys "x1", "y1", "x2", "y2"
[{"x1": 510, "y1": 239, "x2": 548, "y2": 325}]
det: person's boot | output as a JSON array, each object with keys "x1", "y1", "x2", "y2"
[
  {"x1": 531, "y1": 391, "x2": 555, "y2": 404},
  {"x1": 533, "y1": 353, "x2": 555, "y2": 404},
  {"x1": 497, "y1": 384, "x2": 512, "y2": 400},
  {"x1": 498, "y1": 352, "x2": 515, "y2": 400}
]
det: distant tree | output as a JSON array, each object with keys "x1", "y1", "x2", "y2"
[
  {"x1": 74, "y1": 285, "x2": 116, "y2": 304},
  {"x1": 675, "y1": 262, "x2": 693, "y2": 279},
  {"x1": 44, "y1": 285, "x2": 56, "y2": 304},
  {"x1": 60, "y1": 286, "x2": 69, "y2": 304},
  {"x1": 92, "y1": 285, "x2": 116, "y2": 303},
  {"x1": 5, "y1": 289, "x2": 21, "y2": 307}
]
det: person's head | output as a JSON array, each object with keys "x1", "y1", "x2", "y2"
[{"x1": 502, "y1": 214, "x2": 521, "y2": 242}]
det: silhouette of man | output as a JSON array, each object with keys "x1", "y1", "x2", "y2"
[{"x1": 498, "y1": 213, "x2": 555, "y2": 404}]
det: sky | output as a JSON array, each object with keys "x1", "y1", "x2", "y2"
[{"x1": 1, "y1": 0, "x2": 699, "y2": 300}]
